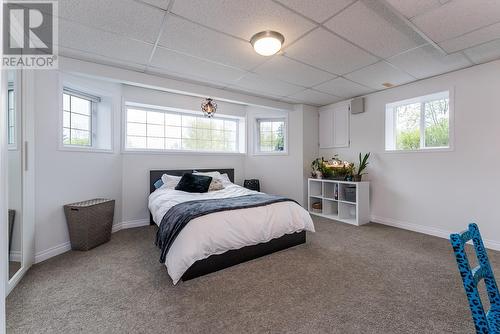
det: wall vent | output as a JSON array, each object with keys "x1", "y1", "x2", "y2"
[{"x1": 350, "y1": 97, "x2": 365, "y2": 114}]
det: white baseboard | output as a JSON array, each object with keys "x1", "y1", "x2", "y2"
[
  {"x1": 111, "y1": 218, "x2": 150, "y2": 233},
  {"x1": 35, "y1": 241, "x2": 72, "y2": 264},
  {"x1": 371, "y1": 215, "x2": 500, "y2": 251},
  {"x1": 35, "y1": 218, "x2": 151, "y2": 264}
]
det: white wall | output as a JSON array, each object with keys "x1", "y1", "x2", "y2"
[
  {"x1": 122, "y1": 154, "x2": 246, "y2": 221},
  {"x1": 120, "y1": 85, "x2": 248, "y2": 222},
  {"x1": 301, "y1": 105, "x2": 319, "y2": 205},
  {"x1": 31, "y1": 63, "x2": 315, "y2": 261},
  {"x1": 244, "y1": 105, "x2": 319, "y2": 206},
  {"x1": 319, "y1": 59, "x2": 500, "y2": 247},
  {"x1": 63, "y1": 74, "x2": 115, "y2": 151},
  {"x1": 121, "y1": 106, "x2": 320, "y2": 222},
  {"x1": 34, "y1": 71, "x2": 123, "y2": 258},
  {"x1": 123, "y1": 85, "x2": 247, "y2": 118},
  {"x1": 245, "y1": 106, "x2": 302, "y2": 204}
]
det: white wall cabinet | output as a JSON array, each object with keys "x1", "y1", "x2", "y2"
[
  {"x1": 319, "y1": 101, "x2": 350, "y2": 149},
  {"x1": 319, "y1": 107, "x2": 334, "y2": 148}
]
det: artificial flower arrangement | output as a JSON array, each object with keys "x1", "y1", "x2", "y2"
[{"x1": 311, "y1": 153, "x2": 370, "y2": 181}]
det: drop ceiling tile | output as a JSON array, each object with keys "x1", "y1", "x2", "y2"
[
  {"x1": 150, "y1": 47, "x2": 247, "y2": 85},
  {"x1": 324, "y1": 1, "x2": 425, "y2": 58},
  {"x1": 233, "y1": 73, "x2": 304, "y2": 97},
  {"x1": 59, "y1": 19, "x2": 153, "y2": 65},
  {"x1": 344, "y1": 61, "x2": 414, "y2": 90},
  {"x1": 284, "y1": 28, "x2": 378, "y2": 75},
  {"x1": 287, "y1": 89, "x2": 342, "y2": 106},
  {"x1": 279, "y1": 96, "x2": 303, "y2": 104},
  {"x1": 385, "y1": 0, "x2": 444, "y2": 19},
  {"x1": 439, "y1": 22, "x2": 500, "y2": 53},
  {"x1": 463, "y1": 38, "x2": 500, "y2": 64},
  {"x1": 137, "y1": 0, "x2": 171, "y2": 10},
  {"x1": 411, "y1": 0, "x2": 500, "y2": 42},
  {"x1": 253, "y1": 56, "x2": 336, "y2": 87},
  {"x1": 274, "y1": 0, "x2": 355, "y2": 23},
  {"x1": 171, "y1": 0, "x2": 316, "y2": 43},
  {"x1": 58, "y1": 0, "x2": 165, "y2": 43},
  {"x1": 158, "y1": 15, "x2": 265, "y2": 70},
  {"x1": 147, "y1": 66, "x2": 230, "y2": 89},
  {"x1": 226, "y1": 86, "x2": 285, "y2": 101},
  {"x1": 388, "y1": 44, "x2": 471, "y2": 79},
  {"x1": 59, "y1": 47, "x2": 148, "y2": 72},
  {"x1": 314, "y1": 77, "x2": 374, "y2": 98}
]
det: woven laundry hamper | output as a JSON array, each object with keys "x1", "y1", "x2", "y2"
[{"x1": 64, "y1": 199, "x2": 115, "y2": 251}]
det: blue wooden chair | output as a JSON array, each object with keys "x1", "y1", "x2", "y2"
[{"x1": 450, "y1": 223, "x2": 500, "y2": 334}]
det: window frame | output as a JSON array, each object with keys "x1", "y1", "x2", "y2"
[
  {"x1": 254, "y1": 116, "x2": 288, "y2": 155},
  {"x1": 60, "y1": 87, "x2": 101, "y2": 151},
  {"x1": 385, "y1": 89, "x2": 454, "y2": 153},
  {"x1": 7, "y1": 84, "x2": 17, "y2": 150},
  {"x1": 122, "y1": 103, "x2": 245, "y2": 155}
]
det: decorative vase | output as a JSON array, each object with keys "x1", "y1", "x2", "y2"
[{"x1": 353, "y1": 175, "x2": 362, "y2": 182}]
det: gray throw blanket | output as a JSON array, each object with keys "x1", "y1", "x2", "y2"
[{"x1": 155, "y1": 194, "x2": 297, "y2": 263}]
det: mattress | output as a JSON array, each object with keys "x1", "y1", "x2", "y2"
[{"x1": 149, "y1": 183, "x2": 315, "y2": 284}]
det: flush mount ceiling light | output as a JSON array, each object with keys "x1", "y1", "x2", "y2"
[
  {"x1": 201, "y1": 98, "x2": 217, "y2": 118},
  {"x1": 250, "y1": 31, "x2": 285, "y2": 56}
]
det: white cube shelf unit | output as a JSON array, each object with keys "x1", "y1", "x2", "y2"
[{"x1": 308, "y1": 178, "x2": 370, "y2": 226}]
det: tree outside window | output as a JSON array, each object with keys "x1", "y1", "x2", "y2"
[
  {"x1": 125, "y1": 107, "x2": 240, "y2": 153},
  {"x1": 387, "y1": 91, "x2": 451, "y2": 151},
  {"x1": 257, "y1": 119, "x2": 286, "y2": 153}
]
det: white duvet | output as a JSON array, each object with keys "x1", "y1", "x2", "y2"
[{"x1": 148, "y1": 183, "x2": 315, "y2": 284}]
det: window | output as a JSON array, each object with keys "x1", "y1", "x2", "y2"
[
  {"x1": 256, "y1": 118, "x2": 287, "y2": 153},
  {"x1": 385, "y1": 91, "x2": 451, "y2": 151},
  {"x1": 62, "y1": 88, "x2": 100, "y2": 147},
  {"x1": 7, "y1": 86, "x2": 15, "y2": 147},
  {"x1": 124, "y1": 105, "x2": 243, "y2": 153}
]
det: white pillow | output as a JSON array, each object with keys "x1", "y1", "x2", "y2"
[
  {"x1": 219, "y1": 173, "x2": 233, "y2": 186},
  {"x1": 161, "y1": 174, "x2": 181, "y2": 189},
  {"x1": 193, "y1": 171, "x2": 221, "y2": 179},
  {"x1": 193, "y1": 171, "x2": 224, "y2": 191}
]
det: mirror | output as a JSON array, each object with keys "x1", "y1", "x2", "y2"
[{"x1": 6, "y1": 69, "x2": 23, "y2": 281}]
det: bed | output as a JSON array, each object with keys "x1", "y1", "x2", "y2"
[{"x1": 149, "y1": 169, "x2": 315, "y2": 284}]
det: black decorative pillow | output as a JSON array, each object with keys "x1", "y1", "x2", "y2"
[{"x1": 175, "y1": 173, "x2": 212, "y2": 193}]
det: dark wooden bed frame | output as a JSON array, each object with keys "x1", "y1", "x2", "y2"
[{"x1": 149, "y1": 169, "x2": 306, "y2": 281}]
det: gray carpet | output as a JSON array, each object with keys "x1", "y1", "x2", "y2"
[
  {"x1": 9, "y1": 261, "x2": 21, "y2": 279},
  {"x1": 7, "y1": 217, "x2": 497, "y2": 333}
]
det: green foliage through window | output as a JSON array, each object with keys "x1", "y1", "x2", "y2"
[
  {"x1": 258, "y1": 119, "x2": 285, "y2": 152},
  {"x1": 390, "y1": 92, "x2": 450, "y2": 151},
  {"x1": 62, "y1": 92, "x2": 92, "y2": 147},
  {"x1": 126, "y1": 107, "x2": 240, "y2": 152}
]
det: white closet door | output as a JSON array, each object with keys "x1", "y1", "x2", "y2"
[
  {"x1": 333, "y1": 102, "x2": 350, "y2": 148},
  {"x1": 319, "y1": 109, "x2": 334, "y2": 148},
  {"x1": 5, "y1": 70, "x2": 35, "y2": 296},
  {"x1": 319, "y1": 102, "x2": 350, "y2": 149}
]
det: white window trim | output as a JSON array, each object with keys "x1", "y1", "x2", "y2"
[
  {"x1": 62, "y1": 88, "x2": 97, "y2": 147},
  {"x1": 7, "y1": 83, "x2": 18, "y2": 151},
  {"x1": 122, "y1": 102, "x2": 246, "y2": 155},
  {"x1": 58, "y1": 83, "x2": 114, "y2": 154},
  {"x1": 385, "y1": 88, "x2": 455, "y2": 153},
  {"x1": 253, "y1": 115, "x2": 288, "y2": 156}
]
